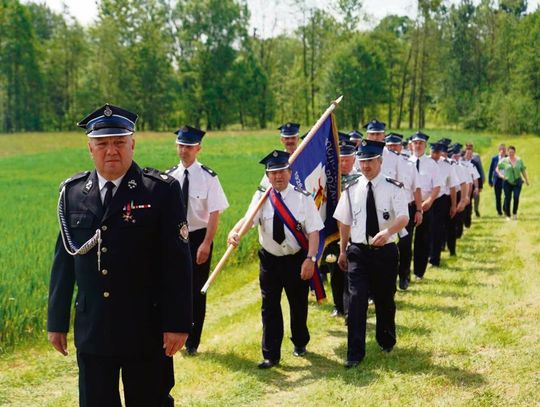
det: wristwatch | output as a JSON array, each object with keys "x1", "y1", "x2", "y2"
[{"x1": 306, "y1": 255, "x2": 317, "y2": 262}]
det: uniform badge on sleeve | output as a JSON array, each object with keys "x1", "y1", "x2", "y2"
[{"x1": 179, "y1": 221, "x2": 189, "y2": 243}]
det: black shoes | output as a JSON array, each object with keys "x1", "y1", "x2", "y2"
[
  {"x1": 399, "y1": 277, "x2": 409, "y2": 291},
  {"x1": 185, "y1": 346, "x2": 198, "y2": 356},
  {"x1": 257, "y1": 359, "x2": 279, "y2": 369},
  {"x1": 381, "y1": 347, "x2": 393, "y2": 353},
  {"x1": 344, "y1": 360, "x2": 361, "y2": 369},
  {"x1": 293, "y1": 346, "x2": 307, "y2": 357},
  {"x1": 330, "y1": 309, "x2": 343, "y2": 318}
]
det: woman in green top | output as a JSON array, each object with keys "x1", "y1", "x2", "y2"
[{"x1": 496, "y1": 145, "x2": 530, "y2": 220}]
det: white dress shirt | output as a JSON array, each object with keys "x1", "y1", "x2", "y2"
[
  {"x1": 168, "y1": 160, "x2": 229, "y2": 232},
  {"x1": 409, "y1": 154, "x2": 443, "y2": 201},
  {"x1": 333, "y1": 172, "x2": 409, "y2": 245},
  {"x1": 396, "y1": 155, "x2": 420, "y2": 203},
  {"x1": 248, "y1": 183, "x2": 324, "y2": 257},
  {"x1": 436, "y1": 158, "x2": 460, "y2": 197},
  {"x1": 96, "y1": 172, "x2": 124, "y2": 204}
]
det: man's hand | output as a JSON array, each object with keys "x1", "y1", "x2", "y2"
[
  {"x1": 457, "y1": 201, "x2": 466, "y2": 212},
  {"x1": 48, "y1": 332, "x2": 68, "y2": 356},
  {"x1": 449, "y1": 206, "x2": 457, "y2": 218},
  {"x1": 337, "y1": 252, "x2": 348, "y2": 272},
  {"x1": 196, "y1": 241, "x2": 211, "y2": 265},
  {"x1": 227, "y1": 231, "x2": 240, "y2": 247},
  {"x1": 414, "y1": 211, "x2": 423, "y2": 226},
  {"x1": 372, "y1": 229, "x2": 390, "y2": 247},
  {"x1": 421, "y1": 200, "x2": 432, "y2": 212},
  {"x1": 300, "y1": 259, "x2": 315, "y2": 280},
  {"x1": 163, "y1": 332, "x2": 188, "y2": 357}
]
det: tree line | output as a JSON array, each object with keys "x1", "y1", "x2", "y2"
[{"x1": 0, "y1": 0, "x2": 538, "y2": 134}]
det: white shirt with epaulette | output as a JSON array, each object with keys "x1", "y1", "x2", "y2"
[
  {"x1": 452, "y1": 160, "x2": 472, "y2": 185},
  {"x1": 381, "y1": 147, "x2": 400, "y2": 179},
  {"x1": 435, "y1": 157, "x2": 460, "y2": 197},
  {"x1": 168, "y1": 160, "x2": 229, "y2": 232},
  {"x1": 409, "y1": 154, "x2": 443, "y2": 201},
  {"x1": 333, "y1": 172, "x2": 409, "y2": 245},
  {"x1": 248, "y1": 183, "x2": 324, "y2": 257},
  {"x1": 396, "y1": 155, "x2": 420, "y2": 203},
  {"x1": 460, "y1": 159, "x2": 480, "y2": 182}
]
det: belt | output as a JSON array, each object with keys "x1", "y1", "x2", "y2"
[{"x1": 354, "y1": 242, "x2": 395, "y2": 251}]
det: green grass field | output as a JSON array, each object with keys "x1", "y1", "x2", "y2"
[{"x1": 0, "y1": 130, "x2": 538, "y2": 406}]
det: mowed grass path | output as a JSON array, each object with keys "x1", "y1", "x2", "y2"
[{"x1": 0, "y1": 131, "x2": 539, "y2": 406}]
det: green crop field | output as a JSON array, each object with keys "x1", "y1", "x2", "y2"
[{"x1": 0, "y1": 130, "x2": 539, "y2": 406}]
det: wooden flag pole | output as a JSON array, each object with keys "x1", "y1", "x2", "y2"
[{"x1": 201, "y1": 95, "x2": 343, "y2": 294}]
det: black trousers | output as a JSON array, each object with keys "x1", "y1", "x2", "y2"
[
  {"x1": 185, "y1": 228, "x2": 212, "y2": 351},
  {"x1": 259, "y1": 249, "x2": 309, "y2": 362},
  {"x1": 494, "y1": 178, "x2": 503, "y2": 215},
  {"x1": 447, "y1": 191, "x2": 461, "y2": 255},
  {"x1": 346, "y1": 243, "x2": 398, "y2": 362},
  {"x1": 429, "y1": 195, "x2": 449, "y2": 266},
  {"x1": 503, "y1": 180, "x2": 523, "y2": 216},
  {"x1": 413, "y1": 206, "x2": 433, "y2": 278},
  {"x1": 77, "y1": 351, "x2": 174, "y2": 407},
  {"x1": 464, "y1": 187, "x2": 473, "y2": 228},
  {"x1": 324, "y1": 239, "x2": 349, "y2": 315},
  {"x1": 398, "y1": 202, "x2": 416, "y2": 282}
]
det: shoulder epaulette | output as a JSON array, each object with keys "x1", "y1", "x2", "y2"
[
  {"x1": 386, "y1": 177, "x2": 404, "y2": 188},
  {"x1": 389, "y1": 149, "x2": 400, "y2": 156},
  {"x1": 201, "y1": 164, "x2": 217, "y2": 177},
  {"x1": 294, "y1": 186, "x2": 311, "y2": 197},
  {"x1": 344, "y1": 178, "x2": 360, "y2": 190},
  {"x1": 142, "y1": 167, "x2": 175, "y2": 184},
  {"x1": 257, "y1": 185, "x2": 267, "y2": 193},
  {"x1": 165, "y1": 165, "x2": 178, "y2": 174},
  {"x1": 59, "y1": 171, "x2": 90, "y2": 191}
]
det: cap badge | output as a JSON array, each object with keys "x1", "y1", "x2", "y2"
[
  {"x1": 361, "y1": 140, "x2": 367, "y2": 146},
  {"x1": 128, "y1": 179, "x2": 137, "y2": 189},
  {"x1": 272, "y1": 151, "x2": 278, "y2": 157},
  {"x1": 287, "y1": 123, "x2": 291, "y2": 128},
  {"x1": 104, "y1": 106, "x2": 113, "y2": 117}
]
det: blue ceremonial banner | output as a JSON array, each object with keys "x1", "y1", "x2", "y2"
[{"x1": 290, "y1": 113, "x2": 340, "y2": 251}]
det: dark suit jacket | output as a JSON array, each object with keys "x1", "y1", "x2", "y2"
[
  {"x1": 488, "y1": 155, "x2": 504, "y2": 186},
  {"x1": 47, "y1": 161, "x2": 193, "y2": 356}
]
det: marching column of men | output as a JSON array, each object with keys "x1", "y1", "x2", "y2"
[{"x1": 48, "y1": 104, "x2": 487, "y2": 404}]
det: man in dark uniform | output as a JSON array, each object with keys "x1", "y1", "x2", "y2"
[
  {"x1": 334, "y1": 140, "x2": 409, "y2": 368},
  {"x1": 47, "y1": 104, "x2": 193, "y2": 407},
  {"x1": 227, "y1": 150, "x2": 324, "y2": 369}
]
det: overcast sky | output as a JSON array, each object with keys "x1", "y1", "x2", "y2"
[{"x1": 27, "y1": 0, "x2": 540, "y2": 37}]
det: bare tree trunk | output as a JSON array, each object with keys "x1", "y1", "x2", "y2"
[
  {"x1": 409, "y1": 31, "x2": 419, "y2": 130},
  {"x1": 397, "y1": 45, "x2": 412, "y2": 129}
]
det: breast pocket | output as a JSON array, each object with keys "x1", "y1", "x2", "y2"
[
  {"x1": 70, "y1": 212, "x2": 94, "y2": 228},
  {"x1": 189, "y1": 187, "x2": 208, "y2": 212},
  {"x1": 260, "y1": 207, "x2": 274, "y2": 233}
]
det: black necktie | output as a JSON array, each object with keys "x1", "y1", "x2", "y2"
[
  {"x1": 103, "y1": 181, "x2": 115, "y2": 209},
  {"x1": 366, "y1": 181, "x2": 379, "y2": 243},
  {"x1": 273, "y1": 192, "x2": 285, "y2": 244},
  {"x1": 416, "y1": 158, "x2": 420, "y2": 172},
  {"x1": 182, "y1": 169, "x2": 189, "y2": 212}
]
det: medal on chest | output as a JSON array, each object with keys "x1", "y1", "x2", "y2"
[{"x1": 122, "y1": 201, "x2": 152, "y2": 223}]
